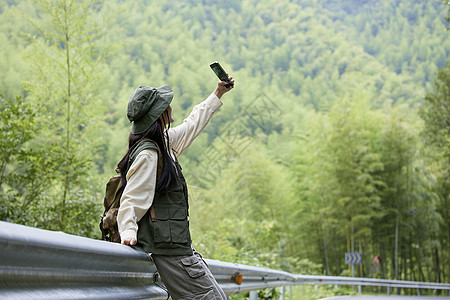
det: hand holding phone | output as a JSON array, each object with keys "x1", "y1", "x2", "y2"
[{"x1": 210, "y1": 61, "x2": 234, "y2": 88}]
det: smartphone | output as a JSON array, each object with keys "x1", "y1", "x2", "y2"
[{"x1": 210, "y1": 61, "x2": 233, "y2": 88}]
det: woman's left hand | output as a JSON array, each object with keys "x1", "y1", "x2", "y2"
[
  {"x1": 214, "y1": 75, "x2": 234, "y2": 99},
  {"x1": 121, "y1": 237, "x2": 137, "y2": 246}
]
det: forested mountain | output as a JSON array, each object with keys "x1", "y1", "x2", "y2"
[{"x1": 1, "y1": 0, "x2": 449, "y2": 294}]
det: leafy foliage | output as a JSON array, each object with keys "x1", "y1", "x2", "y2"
[
  {"x1": 0, "y1": 95, "x2": 37, "y2": 220},
  {"x1": 1, "y1": 0, "x2": 106, "y2": 237},
  {"x1": 0, "y1": 0, "x2": 449, "y2": 290},
  {"x1": 420, "y1": 60, "x2": 450, "y2": 282}
]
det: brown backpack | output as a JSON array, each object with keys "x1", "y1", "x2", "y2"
[{"x1": 100, "y1": 139, "x2": 162, "y2": 243}]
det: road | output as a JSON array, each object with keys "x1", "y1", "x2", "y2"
[{"x1": 320, "y1": 296, "x2": 450, "y2": 300}]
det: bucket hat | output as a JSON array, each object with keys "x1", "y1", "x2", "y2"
[{"x1": 127, "y1": 84, "x2": 173, "y2": 134}]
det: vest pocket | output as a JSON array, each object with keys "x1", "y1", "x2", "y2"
[
  {"x1": 153, "y1": 208, "x2": 171, "y2": 243},
  {"x1": 152, "y1": 207, "x2": 189, "y2": 244}
]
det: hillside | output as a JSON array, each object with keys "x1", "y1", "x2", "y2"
[{"x1": 0, "y1": 0, "x2": 449, "y2": 288}]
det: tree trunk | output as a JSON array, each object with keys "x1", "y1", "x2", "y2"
[
  {"x1": 426, "y1": 249, "x2": 432, "y2": 282},
  {"x1": 404, "y1": 241, "x2": 408, "y2": 294},
  {"x1": 322, "y1": 231, "x2": 331, "y2": 275},
  {"x1": 395, "y1": 213, "x2": 399, "y2": 280},
  {"x1": 395, "y1": 212, "x2": 400, "y2": 295},
  {"x1": 404, "y1": 241, "x2": 408, "y2": 281},
  {"x1": 380, "y1": 241, "x2": 386, "y2": 279},
  {"x1": 61, "y1": 1, "x2": 72, "y2": 231},
  {"x1": 445, "y1": 194, "x2": 450, "y2": 284},
  {"x1": 0, "y1": 160, "x2": 7, "y2": 191},
  {"x1": 416, "y1": 247, "x2": 425, "y2": 282},
  {"x1": 410, "y1": 235, "x2": 415, "y2": 282},
  {"x1": 346, "y1": 221, "x2": 351, "y2": 274},
  {"x1": 359, "y1": 239, "x2": 364, "y2": 277},
  {"x1": 434, "y1": 246, "x2": 441, "y2": 283}
]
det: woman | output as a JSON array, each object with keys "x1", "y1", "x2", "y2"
[{"x1": 117, "y1": 76, "x2": 234, "y2": 299}]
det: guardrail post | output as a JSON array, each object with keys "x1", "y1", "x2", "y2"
[
  {"x1": 417, "y1": 288, "x2": 420, "y2": 296},
  {"x1": 387, "y1": 286, "x2": 390, "y2": 295},
  {"x1": 280, "y1": 286, "x2": 285, "y2": 300},
  {"x1": 358, "y1": 285, "x2": 361, "y2": 294},
  {"x1": 249, "y1": 290, "x2": 258, "y2": 300}
]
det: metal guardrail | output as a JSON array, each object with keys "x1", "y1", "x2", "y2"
[
  {"x1": 293, "y1": 275, "x2": 450, "y2": 296},
  {"x1": 0, "y1": 221, "x2": 166, "y2": 299},
  {"x1": 1, "y1": 221, "x2": 449, "y2": 299}
]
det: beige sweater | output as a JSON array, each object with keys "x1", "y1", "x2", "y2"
[{"x1": 117, "y1": 93, "x2": 223, "y2": 242}]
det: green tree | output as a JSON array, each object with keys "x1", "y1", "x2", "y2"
[
  {"x1": 420, "y1": 60, "x2": 450, "y2": 283},
  {"x1": 292, "y1": 94, "x2": 387, "y2": 276},
  {"x1": 293, "y1": 112, "x2": 340, "y2": 275},
  {"x1": 445, "y1": 1, "x2": 450, "y2": 29},
  {"x1": 0, "y1": 2, "x2": 34, "y2": 98},
  {"x1": 374, "y1": 106, "x2": 419, "y2": 282},
  {"x1": 0, "y1": 95, "x2": 39, "y2": 220},
  {"x1": 327, "y1": 95, "x2": 384, "y2": 274},
  {"x1": 0, "y1": 96, "x2": 66, "y2": 228},
  {"x1": 189, "y1": 142, "x2": 297, "y2": 270},
  {"x1": 21, "y1": 0, "x2": 107, "y2": 233}
]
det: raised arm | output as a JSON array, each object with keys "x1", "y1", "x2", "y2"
[{"x1": 169, "y1": 76, "x2": 234, "y2": 156}]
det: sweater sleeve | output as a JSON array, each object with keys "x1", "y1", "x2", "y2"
[
  {"x1": 117, "y1": 149, "x2": 158, "y2": 242},
  {"x1": 169, "y1": 93, "x2": 223, "y2": 156}
]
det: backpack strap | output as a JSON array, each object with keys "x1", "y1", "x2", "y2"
[
  {"x1": 128, "y1": 139, "x2": 162, "y2": 179},
  {"x1": 150, "y1": 206, "x2": 156, "y2": 222}
]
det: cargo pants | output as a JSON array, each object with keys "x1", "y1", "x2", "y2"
[{"x1": 152, "y1": 249, "x2": 227, "y2": 300}]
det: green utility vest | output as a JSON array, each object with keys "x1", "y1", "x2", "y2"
[{"x1": 130, "y1": 140, "x2": 193, "y2": 256}]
